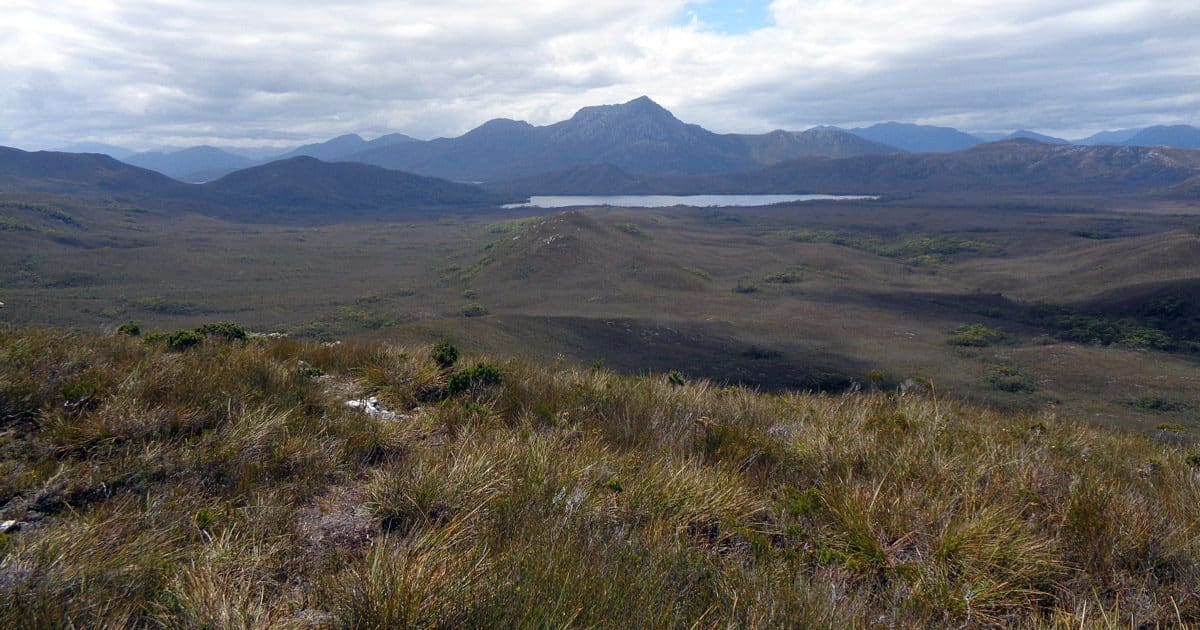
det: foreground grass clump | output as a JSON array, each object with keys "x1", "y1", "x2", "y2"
[{"x1": 0, "y1": 325, "x2": 1198, "y2": 627}]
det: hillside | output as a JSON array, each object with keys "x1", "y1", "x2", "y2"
[
  {"x1": 196, "y1": 157, "x2": 510, "y2": 222},
  {"x1": 0, "y1": 147, "x2": 512, "y2": 224},
  {"x1": 0, "y1": 146, "x2": 183, "y2": 197},
  {"x1": 0, "y1": 326, "x2": 1196, "y2": 627}
]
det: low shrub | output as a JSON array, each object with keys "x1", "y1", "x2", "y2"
[{"x1": 947, "y1": 323, "x2": 1006, "y2": 347}]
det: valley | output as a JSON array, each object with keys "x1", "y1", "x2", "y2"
[{"x1": 4, "y1": 186, "x2": 1199, "y2": 438}]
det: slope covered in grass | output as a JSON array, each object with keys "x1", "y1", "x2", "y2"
[{"x1": 0, "y1": 326, "x2": 1197, "y2": 627}]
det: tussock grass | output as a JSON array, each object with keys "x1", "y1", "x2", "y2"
[{"x1": 0, "y1": 324, "x2": 1198, "y2": 627}]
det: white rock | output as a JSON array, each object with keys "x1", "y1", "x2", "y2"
[{"x1": 0, "y1": 520, "x2": 20, "y2": 533}]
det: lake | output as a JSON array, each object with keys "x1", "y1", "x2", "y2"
[{"x1": 503, "y1": 194, "x2": 879, "y2": 209}]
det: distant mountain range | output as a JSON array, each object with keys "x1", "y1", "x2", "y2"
[
  {"x1": 0, "y1": 146, "x2": 510, "y2": 223},
  {"x1": 486, "y1": 140, "x2": 1200, "y2": 198},
  {"x1": 5, "y1": 97, "x2": 1200, "y2": 223},
  {"x1": 37, "y1": 98, "x2": 1200, "y2": 187}
]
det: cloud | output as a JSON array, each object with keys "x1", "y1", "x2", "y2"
[{"x1": 1, "y1": 0, "x2": 1196, "y2": 150}]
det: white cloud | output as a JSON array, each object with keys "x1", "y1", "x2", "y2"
[{"x1": 1, "y1": 0, "x2": 1196, "y2": 150}]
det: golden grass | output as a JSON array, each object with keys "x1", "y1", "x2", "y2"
[{"x1": 0, "y1": 325, "x2": 1197, "y2": 627}]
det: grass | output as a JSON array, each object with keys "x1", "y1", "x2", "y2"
[{"x1": 1, "y1": 325, "x2": 1198, "y2": 626}]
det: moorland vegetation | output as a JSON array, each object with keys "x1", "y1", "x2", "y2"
[{"x1": 0, "y1": 327, "x2": 1198, "y2": 627}]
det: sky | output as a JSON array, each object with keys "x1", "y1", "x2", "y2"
[{"x1": 2, "y1": 0, "x2": 1198, "y2": 151}]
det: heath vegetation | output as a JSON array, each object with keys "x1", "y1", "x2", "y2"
[{"x1": 0, "y1": 325, "x2": 1197, "y2": 627}]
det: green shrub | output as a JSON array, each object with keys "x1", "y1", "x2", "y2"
[
  {"x1": 987, "y1": 365, "x2": 1035, "y2": 393},
  {"x1": 762, "y1": 271, "x2": 802, "y2": 284},
  {"x1": 947, "y1": 324, "x2": 1006, "y2": 347},
  {"x1": 432, "y1": 339, "x2": 459, "y2": 369},
  {"x1": 163, "y1": 329, "x2": 203, "y2": 352},
  {"x1": 196, "y1": 322, "x2": 247, "y2": 341},
  {"x1": 117, "y1": 322, "x2": 141, "y2": 337},
  {"x1": 1128, "y1": 396, "x2": 1186, "y2": 413},
  {"x1": 666, "y1": 370, "x2": 686, "y2": 386},
  {"x1": 461, "y1": 303, "x2": 489, "y2": 318},
  {"x1": 446, "y1": 362, "x2": 502, "y2": 396}
]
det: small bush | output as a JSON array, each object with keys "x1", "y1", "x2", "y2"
[
  {"x1": 165, "y1": 329, "x2": 203, "y2": 352},
  {"x1": 196, "y1": 322, "x2": 247, "y2": 341},
  {"x1": 1128, "y1": 396, "x2": 1187, "y2": 413},
  {"x1": 987, "y1": 365, "x2": 1035, "y2": 393},
  {"x1": 432, "y1": 339, "x2": 459, "y2": 369},
  {"x1": 665, "y1": 370, "x2": 686, "y2": 386},
  {"x1": 732, "y1": 283, "x2": 759, "y2": 294},
  {"x1": 117, "y1": 322, "x2": 141, "y2": 336},
  {"x1": 446, "y1": 362, "x2": 502, "y2": 396},
  {"x1": 762, "y1": 271, "x2": 802, "y2": 284},
  {"x1": 947, "y1": 324, "x2": 1006, "y2": 347},
  {"x1": 461, "y1": 303, "x2": 489, "y2": 318}
]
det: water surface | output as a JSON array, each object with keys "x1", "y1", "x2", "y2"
[{"x1": 503, "y1": 194, "x2": 878, "y2": 209}]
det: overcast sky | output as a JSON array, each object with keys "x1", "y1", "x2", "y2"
[{"x1": 3, "y1": 0, "x2": 1198, "y2": 151}]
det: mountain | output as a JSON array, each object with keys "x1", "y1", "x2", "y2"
[
  {"x1": 1120, "y1": 125, "x2": 1200, "y2": 149},
  {"x1": 718, "y1": 140, "x2": 1200, "y2": 195},
  {"x1": 736, "y1": 128, "x2": 900, "y2": 163},
  {"x1": 0, "y1": 146, "x2": 511, "y2": 224},
  {"x1": 847, "y1": 122, "x2": 983, "y2": 153},
  {"x1": 345, "y1": 97, "x2": 899, "y2": 182},
  {"x1": 277, "y1": 132, "x2": 419, "y2": 162},
  {"x1": 976, "y1": 130, "x2": 1068, "y2": 144},
  {"x1": 0, "y1": 146, "x2": 182, "y2": 196},
  {"x1": 197, "y1": 157, "x2": 507, "y2": 221},
  {"x1": 122, "y1": 146, "x2": 256, "y2": 182},
  {"x1": 52, "y1": 142, "x2": 136, "y2": 160},
  {"x1": 1075, "y1": 128, "x2": 1147, "y2": 145},
  {"x1": 493, "y1": 140, "x2": 1200, "y2": 197}
]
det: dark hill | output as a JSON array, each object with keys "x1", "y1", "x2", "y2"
[
  {"x1": 0, "y1": 146, "x2": 184, "y2": 196},
  {"x1": 195, "y1": 157, "x2": 510, "y2": 221},
  {"x1": 0, "y1": 146, "x2": 512, "y2": 224}
]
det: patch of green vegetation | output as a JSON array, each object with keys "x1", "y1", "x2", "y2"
[
  {"x1": 615, "y1": 223, "x2": 644, "y2": 237},
  {"x1": 133, "y1": 296, "x2": 209, "y2": 316},
  {"x1": 986, "y1": 365, "x2": 1035, "y2": 393},
  {"x1": 486, "y1": 217, "x2": 540, "y2": 235},
  {"x1": 1070, "y1": 230, "x2": 1120, "y2": 240},
  {"x1": 432, "y1": 338, "x2": 459, "y2": 369},
  {"x1": 196, "y1": 322, "x2": 248, "y2": 341},
  {"x1": 446, "y1": 362, "x2": 502, "y2": 396},
  {"x1": 332, "y1": 307, "x2": 395, "y2": 330},
  {"x1": 0, "y1": 216, "x2": 36, "y2": 232},
  {"x1": 461, "y1": 303, "x2": 489, "y2": 318},
  {"x1": 117, "y1": 322, "x2": 141, "y2": 337},
  {"x1": 762, "y1": 271, "x2": 802, "y2": 284},
  {"x1": 947, "y1": 323, "x2": 1007, "y2": 347},
  {"x1": 1154, "y1": 422, "x2": 1187, "y2": 434},
  {"x1": 732, "y1": 283, "x2": 760, "y2": 294},
  {"x1": 783, "y1": 229, "x2": 997, "y2": 265},
  {"x1": 1125, "y1": 396, "x2": 1187, "y2": 413},
  {"x1": 742, "y1": 346, "x2": 782, "y2": 360}
]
